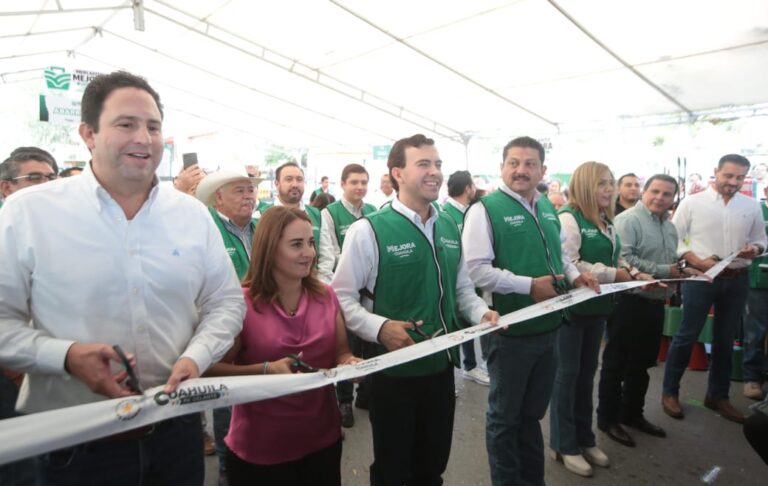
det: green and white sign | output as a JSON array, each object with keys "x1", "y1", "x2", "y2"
[{"x1": 372, "y1": 144, "x2": 391, "y2": 160}]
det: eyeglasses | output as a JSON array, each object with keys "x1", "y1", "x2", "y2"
[{"x1": 9, "y1": 172, "x2": 58, "y2": 183}]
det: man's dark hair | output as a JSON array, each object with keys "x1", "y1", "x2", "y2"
[
  {"x1": 81, "y1": 71, "x2": 163, "y2": 132},
  {"x1": 502, "y1": 136, "x2": 545, "y2": 164},
  {"x1": 320, "y1": 176, "x2": 329, "y2": 183},
  {"x1": 341, "y1": 163, "x2": 368, "y2": 183},
  {"x1": 617, "y1": 173, "x2": 638, "y2": 186},
  {"x1": 275, "y1": 161, "x2": 303, "y2": 181},
  {"x1": 447, "y1": 170, "x2": 473, "y2": 198},
  {"x1": 718, "y1": 154, "x2": 751, "y2": 170},
  {"x1": 387, "y1": 134, "x2": 435, "y2": 192},
  {"x1": 643, "y1": 174, "x2": 679, "y2": 195},
  {"x1": 59, "y1": 167, "x2": 84, "y2": 178},
  {"x1": 536, "y1": 181, "x2": 549, "y2": 194},
  {"x1": 0, "y1": 146, "x2": 58, "y2": 180}
]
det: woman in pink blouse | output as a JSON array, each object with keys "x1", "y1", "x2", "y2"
[{"x1": 207, "y1": 206, "x2": 359, "y2": 486}]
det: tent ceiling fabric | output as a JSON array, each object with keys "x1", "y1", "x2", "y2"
[{"x1": 1, "y1": 0, "x2": 767, "y2": 147}]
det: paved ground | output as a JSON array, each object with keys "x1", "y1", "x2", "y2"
[{"x1": 204, "y1": 344, "x2": 765, "y2": 485}]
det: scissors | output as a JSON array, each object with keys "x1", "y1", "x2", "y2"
[
  {"x1": 113, "y1": 345, "x2": 144, "y2": 394},
  {"x1": 408, "y1": 319, "x2": 445, "y2": 340},
  {"x1": 287, "y1": 354, "x2": 318, "y2": 373}
]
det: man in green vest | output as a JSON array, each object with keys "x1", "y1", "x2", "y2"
[
  {"x1": 196, "y1": 170, "x2": 261, "y2": 280},
  {"x1": 743, "y1": 185, "x2": 768, "y2": 400},
  {"x1": 333, "y1": 134, "x2": 499, "y2": 485},
  {"x1": 321, "y1": 163, "x2": 378, "y2": 427},
  {"x1": 463, "y1": 136, "x2": 598, "y2": 486},
  {"x1": 309, "y1": 175, "x2": 334, "y2": 204},
  {"x1": 443, "y1": 170, "x2": 491, "y2": 387},
  {"x1": 268, "y1": 162, "x2": 334, "y2": 283}
]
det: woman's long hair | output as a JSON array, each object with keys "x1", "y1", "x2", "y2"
[
  {"x1": 567, "y1": 161, "x2": 615, "y2": 227},
  {"x1": 242, "y1": 206, "x2": 326, "y2": 306}
]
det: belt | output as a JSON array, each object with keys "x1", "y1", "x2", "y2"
[
  {"x1": 717, "y1": 267, "x2": 749, "y2": 279},
  {"x1": 96, "y1": 416, "x2": 182, "y2": 442}
]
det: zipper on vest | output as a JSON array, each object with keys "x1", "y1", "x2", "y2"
[{"x1": 508, "y1": 196, "x2": 562, "y2": 289}]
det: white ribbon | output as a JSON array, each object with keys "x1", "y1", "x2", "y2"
[{"x1": 1, "y1": 262, "x2": 736, "y2": 465}]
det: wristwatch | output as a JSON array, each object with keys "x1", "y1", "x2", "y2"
[
  {"x1": 677, "y1": 259, "x2": 687, "y2": 273},
  {"x1": 622, "y1": 266, "x2": 640, "y2": 280}
]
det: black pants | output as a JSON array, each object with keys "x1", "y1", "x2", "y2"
[
  {"x1": 226, "y1": 439, "x2": 342, "y2": 486},
  {"x1": 369, "y1": 365, "x2": 456, "y2": 486},
  {"x1": 597, "y1": 294, "x2": 665, "y2": 424}
]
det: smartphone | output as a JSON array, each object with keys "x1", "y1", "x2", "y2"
[{"x1": 182, "y1": 153, "x2": 198, "y2": 169}]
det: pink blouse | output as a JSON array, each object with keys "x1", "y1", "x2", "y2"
[{"x1": 224, "y1": 285, "x2": 342, "y2": 465}]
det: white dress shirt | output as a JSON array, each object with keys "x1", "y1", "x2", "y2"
[
  {"x1": 559, "y1": 212, "x2": 629, "y2": 283},
  {"x1": 462, "y1": 185, "x2": 581, "y2": 297},
  {"x1": 0, "y1": 166, "x2": 245, "y2": 413},
  {"x1": 320, "y1": 197, "x2": 369, "y2": 267},
  {"x1": 672, "y1": 186, "x2": 767, "y2": 268},
  {"x1": 273, "y1": 197, "x2": 335, "y2": 283},
  {"x1": 331, "y1": 197, "x2": 490, "y2": 343}
]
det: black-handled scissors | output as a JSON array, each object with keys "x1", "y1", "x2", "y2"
[
  {"x1": 408, "y1": 319, "x2": 445, "y2": 339},
  {"x1": 287, "y1": 354, "x2": 318, "y2": 373},
  {"x1": 113, "y1": 345, "x2": 144, "y2": 394}
]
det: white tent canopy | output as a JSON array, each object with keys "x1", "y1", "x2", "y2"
[{"x1": 1, "y1": 0, "x2": 767, "y2": 151}]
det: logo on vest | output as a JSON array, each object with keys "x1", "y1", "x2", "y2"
[
  {"x1": 439, "y1": 236, "x2": 460, "y2": 250},
  {"x1": 542, "y1": 212, "x2": 558, "y2": 222},
  {"x1": 339, "y1": 224, "x2": 351, "y2": 237},
  {"x1": 503, "y1": 215, "x2": 526, "y2": 227},
  {"x1": 386, "y1": 241, "x2": 416, "y2": 258},
  {"x1": 225, "y1": 247, "x2": 236, "y2": 256},
  {"x1": 581, "y1": 227, "x2": 599, "y2": 238}
]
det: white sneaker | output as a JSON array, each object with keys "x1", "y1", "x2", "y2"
[
  {"x1": 582, "y1": 446, "x2": 610, "y2": 468},
  {"x1": 549, "y1": 450, "x2": 593, "y2": 477},
  {"x1": 463, "y1": 367, "x2": 490, "y2": 386}
]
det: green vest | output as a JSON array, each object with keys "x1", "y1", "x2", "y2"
[
  {"x1": 559, "y1": 206, "x2": 620, "y2": 316},
  {"x1": 482, "y1": 191, "x2": 565, "y2": 337},
  {"x1": 441, "y1": 201, "x2": 465, "y2": 231},
  {"x1": 326, "y1": 200, "x2": 377, "y2": 249},
  {"x1": 750, "y1": 203, "x2": 768, "y2": 289},
  {"x1": 208, "y1": 207, "x2": 256, "y2": 280},
  {"x1": 368, "y1": 205, "x2": 462, "y2": 377},
  {"x1": 256, "y1": 200, "x2": 272, "y2": 215}
]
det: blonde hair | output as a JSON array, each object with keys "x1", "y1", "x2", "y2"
[{"x1": 567, "y1": 161, "x2": 615, "y2": 227}]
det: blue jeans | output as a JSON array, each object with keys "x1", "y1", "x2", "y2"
[
  {"x1": 663, "y1": 276, "x2": 749, "y2": 399},
  {"x1": 213, "y1": 407, "x2": 232, "y2": 475},
  {"x1": 42, "y1": 414, "x2": 204, "y2": 486},
  {"x1": 550, "y1": 315, "x2": 604, "y2": 454},
  {"x1": 743, "y1": 288, "x2": 768, "y2": 383},
  {"x1": 486, "y1": 330, "x2": 558, "y2": 486},
  {"x1": 461, "y1": 334, "x2": 490, "y2": 371}
]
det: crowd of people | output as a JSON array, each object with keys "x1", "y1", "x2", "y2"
[{"x1": 1, "y1": 70, "x2": 768, "y2": 486}]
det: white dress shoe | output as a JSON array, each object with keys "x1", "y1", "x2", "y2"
[
  {"x1": 582, "y1": 446, "x2": 610, "y2": 468},
  {"x1": 549, "y1": 449, "x2": 593, "y2": 477}
]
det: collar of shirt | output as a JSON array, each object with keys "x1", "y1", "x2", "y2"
[
  {"x1": 499, "y1": 183, "x2": 541, "y2": 215},
  {"x1": 391, "y1": 196, "x2": 438, "y2": 229},
  {"x1": 273, "y1": 197, "x2": 305, "y2": 211},
  {"x1": 636, "y1": 201, "x2": 668, "y2": 222},
  {"x1": 341, "y1": 196, "x2": 364, "y2": 217},
  {"x1": 81, "y1": 161, "x2": 160, "y2": 215},
  {"x1": 216, "y1": 209, "x2": 250, "y2": 232},
  {"x1": 446, "y1": 197, "x2": 468, "y2": 214}
]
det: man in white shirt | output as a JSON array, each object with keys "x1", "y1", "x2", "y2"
[
  {"x1": 0, "y1": 71, "x2": 245, "y2": 485},
  {"x1": 268, "y1": 162, "x2": 335, "y2": 283},
  {"x1": 662, "y1": 154, "x2": 767, "y2": 424},
  {"x1": 462, "y1": 136, "x2": 598, "y2": 485},
  {"x1": 320, "y1": 163, "x2": 377, "y2": 428},
  {"x1": 370, "y1": 173, "x2": 396, "y2": 208},
  {"x1": 332, "y1": 134, "x2": 498, "y2": 485}
]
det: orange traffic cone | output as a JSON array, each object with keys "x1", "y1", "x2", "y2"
[{"x1": 687, "y1": 342, "x2": 709, "y2": 370}]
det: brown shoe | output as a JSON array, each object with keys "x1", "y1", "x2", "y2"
[
  {"x1": 203, "y1": 431, "x2": 216, "y2": 456},
  {"x1": 661, "y1": 394, "x2": 684, "y2": 419},
  {"x1": 703, "y1": 397, "x2": 744, "y2": 424}
]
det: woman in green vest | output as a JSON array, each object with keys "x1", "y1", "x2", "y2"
[{"x1": 549, "y1": 162, "x2": 652, "y2": 477}]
